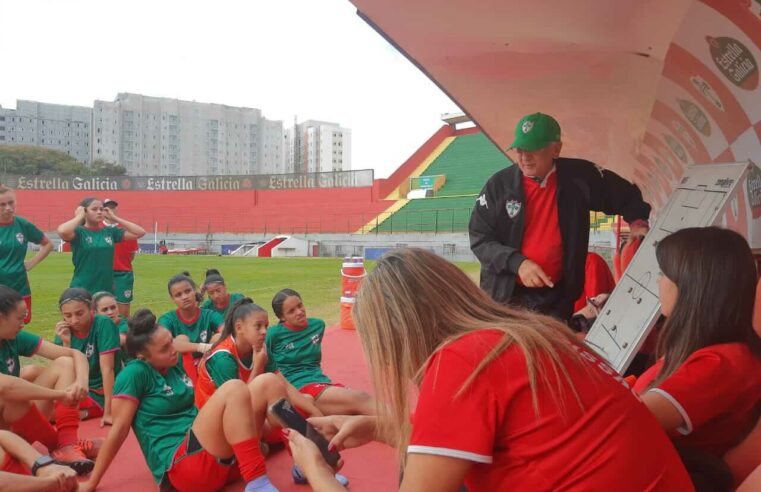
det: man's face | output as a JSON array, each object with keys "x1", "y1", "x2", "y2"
[{"x1": 514, "y1": 141, "x2": 562, "y2": 179}]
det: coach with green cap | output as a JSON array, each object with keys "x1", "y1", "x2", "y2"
[{"x1": 469, "y1": 113, "x2": 650, "y2": 322}]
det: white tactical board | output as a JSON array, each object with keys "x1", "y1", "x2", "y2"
[{"x1": 585, "y1": 162, "x2": 751, "y2": 373}]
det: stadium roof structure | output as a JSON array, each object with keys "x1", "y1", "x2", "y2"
[{"x1": 350, "y1": 0, "x2": 761, "y2": 214}]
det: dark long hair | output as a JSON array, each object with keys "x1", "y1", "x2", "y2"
[
  {"x1": 272, "y1": 288, "x2": 301, "y2": 321},
  {"x1": 0, "y1": 285, "x2": 23, "y2": 316},
  {"x1": 203, "y1": 268, "x2": 225, "y2": 287},
  {"x1": 126, "y1": 309, "x2": 159, "y2": 359},
  {"x1": 210, "y1": 297, "x2": 267, "y2": 351},
  {"x1": 651, "y1": 227, "x2": 761, "y2": 388},
  {"x1": 167, "y1": 271, "x2": 203, "y2": 304}
]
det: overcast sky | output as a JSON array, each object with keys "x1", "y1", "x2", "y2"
[{"x1": 0, "y1": 0, "x2": 461, "y2": 178}]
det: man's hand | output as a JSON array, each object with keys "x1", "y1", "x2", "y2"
[
  {"x1": 517, "y1": 259, "x2": 554, "y2": 288},
  {"x1": 36, "y1": 463, "x2": 78, "y2": 492}
]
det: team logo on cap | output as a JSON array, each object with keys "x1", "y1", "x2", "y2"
[
  {"x1": 506, "y1": 200, "x2": 522, "y2": 218},
  {"x1": 15, "y1": 233, "x2": 24, "y2": 244},
  {"x1": 521, "y1": 121, "x2": 534, "y2": 134}
]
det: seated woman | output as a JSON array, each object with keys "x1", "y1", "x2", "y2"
[
  {"x1": 93, "y1": 291, "x2": 130, "y2": 364},
  {"x1": 0, "y1": 286, "x2": 95, "y2": 474},
  {"x1": 158, "y1": 272, "x2": 224, "y2": 383},
  {"x1": 201, "y1": 269, "x2": 246, "y2": 319},
  {"x1": 195, "y1": 298, "x2": 348, "y2": 486},
  {"x1": 266, "y1": 289, "x2": 374, "y2": 415},
  {"x1": 0, "y1": 429, "x2": 78, "y2": 492},
  {"x1": 79, "y1": 309, "x2": 278, "y2": 492},
  {"x1": 54, "y1": 288, "x2": 121, "y2": 425},
  {"x1": 285, "y1": 248, "x2": 693, "y2": 491},
  {"x1": 633, "y1": 227, "x2": 761, "y2": 481}
]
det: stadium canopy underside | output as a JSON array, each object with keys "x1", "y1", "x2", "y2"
[{"x1": 351, "y1": 0, "x2": 761, "y2": 216}]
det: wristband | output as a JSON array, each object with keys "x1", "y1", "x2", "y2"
[
  {"x1": 198, "y1": 343, "x2": 212, "y2": 353},
  {"x1": 31, "y1": 455, "x2": 56, "y2": 476}
]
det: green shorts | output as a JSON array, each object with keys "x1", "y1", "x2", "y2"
[{"x1": 113, "y1": 270, "x2": 135, "y2": 304}]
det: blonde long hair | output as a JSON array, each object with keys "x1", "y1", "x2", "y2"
[{"x1": 353, "y1": 248, "x2": 588, "y2": 458}]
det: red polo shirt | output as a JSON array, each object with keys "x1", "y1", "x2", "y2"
[{"x1": 518, "y1": 171, "x2": 563, "y2": 284}]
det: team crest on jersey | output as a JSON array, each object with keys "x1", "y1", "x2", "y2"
[
  {"x1": 85, "y1": 343, "x2": 95, "y2": 358},
  {"x1": 505, "y1": 200, "x2": 522, "y2": 218},
  {"x1": 5, "y1": 357, "x2": 15, "y2": 375},
  {"x1": 285, "y1": 342, "x2": 295, "y2": 350},
  {"x1": 522, "y1": 121, "x2": 534, "y2": 133},
  {"x1": 85, "y1": 236, "x2": 93, "y2": 245},
  {"x1": 162, "y1": 383, "x2": 174, "y2": 396},
  {"x1": 477, "y1": 194, "x2": 488, "y2": 209},
  {"x1": 181, "y1": 374, "x2": 193, "y2": 388},
  {"x1": 15, "y1": 232, "x2": 24, "y2": 244},
  {"x1": 104, "y1": 237, "x2": 113, "y2": 246},
  {"x1": 124, "y1": 290, "x2": 132, "y2": 298},
  {"x1": 200, "y1": 330, "x2": 208, "y2": 342},
  {"x1": 310, "y1": 334, "x2": 320, "y2": 345}
]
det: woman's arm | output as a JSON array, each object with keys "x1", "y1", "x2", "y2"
[
  {"x1": 24, "y1": 237, "x2": 53, "y2": 272},
  {"x1": 399, "y1": 454, "x2": 471, "y2": 492},
  {"x1": 0, "y1": 373, "x2": 71, "y2": 403},
  {"x1": 172, "y1": 336, "x2": 209, "y2": 355},
  {"x1": 99, "y1": 352, "x2": 116, "y2": 426},
  {"x1": 56, "y1": 208, "x2": 84, "y2": 242},
  {"x1": 103, "y1": 208, "x2": 145, "y2": 240},
  {"x1": 79, "y1": 398, "x2": 137, "y2": 491},
  {"x1": 640, "y1": 391, "x2": 686, "y2": 431},
  {"x1": 280, "y1": 374, "x2": 323, "y2": 417},
  {"x1": 36, "y1": 340, "x2": 90, "y2": 396}
]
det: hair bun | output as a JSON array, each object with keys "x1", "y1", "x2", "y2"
[
  {"x1": 129, "y1": 309, "x2": 157, "y2": 336},
  {"x1": 205, "y1": 268, "x2": 221, "y2": 277}
]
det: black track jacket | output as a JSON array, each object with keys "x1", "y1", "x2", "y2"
[{"x1": 469, "y1": 158, "x2": 651, "y2": 306}]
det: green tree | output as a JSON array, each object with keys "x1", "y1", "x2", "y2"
[
  {"x1": 90, "y1": 159, "x2": 127, "y2": 176},
  {"x1": 0, "y1": 146, "x2": 126, "y2": 176}
]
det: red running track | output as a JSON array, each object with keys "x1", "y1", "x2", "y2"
[{"x1": 80, "y1": 327, "x2": 399, "y2": 491}]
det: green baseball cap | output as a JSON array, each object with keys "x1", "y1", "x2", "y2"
[{"x1": 509, "y1": 113, "x2": 561, "y2": 151}]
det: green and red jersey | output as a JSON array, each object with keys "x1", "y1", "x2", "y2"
[
  {"x1": 0, "y1": 216, "x2": 45, "y2": 296},
  {"x1": 113, "y1": 360, "x2": 197, "y2": 484},
  {"x1": 69, "y1": 225, "x2": 124, "y2": 294},
  {"x1": 0, "y1": 330, "x2": 42, "y2": 377},
  {"x1": 158, "y1": 308, "x2": 224, "y2": 361},
  {"x1": 201, "y1": 292, "x2": 245, "y2": 319},
  {"x1": 265, "y1": 317, "x2": 331, "y2": 389}
]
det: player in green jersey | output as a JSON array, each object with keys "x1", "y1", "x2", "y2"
[
  {"x1": 57, "y1": 197, "x2": 145, "y2": 295},
  {"x1": 0, "y1": 285, "x2": 97, "y2": 474},
  {"x1": 201, "y1": 268, "x2": 246, "y2": 319},
  {"x1": 80, "y1": 309, "x2": 278, "y2": 492},
  {"x1": 93, "y1": 291, "x2": 130, "y2": 364},
  {"x1": 0, "y1": 185, "x2": 53, "y2": 324},
  {"x1": 159, "y1": 272, "x2": 224, "y2": 384},
  {"x1": 267, "y1": 289, "x2": 375, "y2": 416},
  {"x1": 54, "y1": 288, "x2": 121, "y2": 427}
]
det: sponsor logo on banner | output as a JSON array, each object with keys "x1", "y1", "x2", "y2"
[
  {"x1": 706, "y1": 35, "x2": 759, "y2": 90},
  {"x1": 689, "y1": 76, "x2": 724, "y2": 111},
  {"x1": 505, "y1": 200, "x2": 521, "y2": 218},
  {"x1": 746, "y1": 163, "x2": 761, "y2": 219},
  {"x1": 677, "y1": 99, "x2": 712, "y2": 137},
  {"x1": 664, "y1": 135, "x2": 688, "y2": 163}
]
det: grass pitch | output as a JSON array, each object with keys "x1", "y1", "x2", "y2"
[{"x1": 25, "y1": 253, "x2": 480, "y2": 342}]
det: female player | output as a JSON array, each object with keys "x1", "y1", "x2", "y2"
[
  {"x1": 195, "y1": 298, "x2": 347, "y2": 486},
  {"x1": 201, "y1": 269, "x2": 245, "y2": 318},
  {"x1": 57, "y1": 197, "x2": 145, "y2": 295},
  {"x1": 79, "y1": 309, "x2": 278, "y2": 492},
  {"x1": 0, "y1": 429, "x2": 78, "y2": 491},
  {"x1": 0, "y1": 184, "x2": 53, "y2": 324},
  {"x1": 54, "y1": 288, "x2": 122, "y2": 425},
  {"x1": 285, "y1": 248, "x2": 693, "y2": 491},
  {"x1": 158, "y1": 272, "x2": 224, "y2": 383},
  {"x1": 93, "y1": 291, "x2": 129, "y2": 361},
  {"x1": 267, "y1": 289, "x2": 374, "y2": 415},
  {"x1": 634, "y1": 229, "x2": 761, "y2": 463},
  {"x1": 0, "y1": 285, "x2": 95, "y2": 474}
]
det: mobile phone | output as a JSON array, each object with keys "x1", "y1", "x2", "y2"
[{"x1": 269, "y1": 398, "x2": 341, "y2": 468}]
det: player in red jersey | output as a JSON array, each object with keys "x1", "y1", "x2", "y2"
[{"x1": 286, "y1": 248, "x2": 693, "y2": 492}]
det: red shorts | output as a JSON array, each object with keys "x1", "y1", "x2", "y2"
[
  {"x1": 23, "y1": 296, "x2": 31, "y2": 324},
  {"x1": 1, "y1": 451, "x2": 31, "y2": 475},
  {"x1": 166, "y1": 431, "x2": 238, "y2": 492},
  {"x1": 299, "y1": 382, "x2": 345, "y2": 400},
  {"x1": 79, "y1": 395, "x2": 104, "y2": 420}
]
